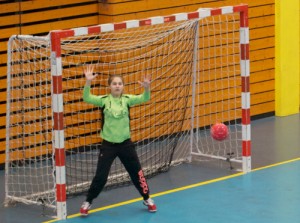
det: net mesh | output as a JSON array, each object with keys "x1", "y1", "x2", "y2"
[
  {"x1": 192, "y1": 14, "x2": 242, "y2": 166},
  {"x1": 61, "y1": 20, "x2": 198, "y2": 194},
  {"x1": 5, "y1": 12, "x2": 243, "y2": 209},
  {"x1": 5, "y1": 37, "x2": 55, "y2": 207}
]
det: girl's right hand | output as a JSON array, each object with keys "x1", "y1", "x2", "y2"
[{"x1": 84, "y1": 64, "x2": 98, "y2": 81}]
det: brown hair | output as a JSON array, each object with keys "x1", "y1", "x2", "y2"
[{"x1": 108, "y1": 75, "x2": 124, "y2": 85}]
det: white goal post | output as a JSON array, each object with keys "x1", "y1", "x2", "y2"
[{"x1": 5, "y1": 4, "x2": 250, "y2": 220}]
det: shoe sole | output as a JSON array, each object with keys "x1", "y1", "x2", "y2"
[
  {"x1": 149, "y1": 209, "x2": 157, "y2": 213},
  {"x1": 80, "y1": 210, "x2": 90, "y2": 216}
]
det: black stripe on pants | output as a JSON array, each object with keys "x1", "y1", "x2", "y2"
[{"x1": 86, "y1": 139, "x2": 150, "y2": 203}]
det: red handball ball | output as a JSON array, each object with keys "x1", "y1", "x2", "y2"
[{"x1": 210, "y1": 123, "x2": 229, "y2": 141}]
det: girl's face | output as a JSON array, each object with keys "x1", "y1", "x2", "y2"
[{"x1": 109, "y1": 77, "x2": 124, "y2": 97}]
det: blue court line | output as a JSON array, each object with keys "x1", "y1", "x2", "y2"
[{"x1": 46, "y1": 158, "x2": 300, "y2": 223}]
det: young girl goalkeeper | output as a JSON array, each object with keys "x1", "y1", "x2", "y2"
[{"x1": 80, "y1": 65, "x2": 157, "y2": 216}]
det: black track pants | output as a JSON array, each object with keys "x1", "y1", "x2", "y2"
[{"x1": 86, "y1": 139, "x2": 150, "y2": 203}]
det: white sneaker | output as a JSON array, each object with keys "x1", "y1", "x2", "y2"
[
  {"x1": 143, "y1": 198, "x2": 157, "y2": 212},
  {"x1": 80, "y1": 201, "x2": 91, "y2": 216}
]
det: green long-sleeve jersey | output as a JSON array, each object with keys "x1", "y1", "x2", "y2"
[{"x1": 83, "y1": 86, "x2": 150, "y2": 143}]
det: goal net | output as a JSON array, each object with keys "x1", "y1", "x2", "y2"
[{"x1": 5, "y1": 5, "x2": 250, "y2": 219}]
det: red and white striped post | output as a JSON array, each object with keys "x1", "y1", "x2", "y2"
[
  {"x1": 238, "y1": 5, "x2": 251, "y2": 172},
  {"x1": 50, "y1": 30, "x2": 74, "y2": 220}
]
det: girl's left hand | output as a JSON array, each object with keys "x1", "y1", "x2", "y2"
[{"x1": 138, "y1": 74, "x2": 151, "y2": 90}]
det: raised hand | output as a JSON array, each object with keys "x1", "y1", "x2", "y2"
[
  {"x1": 84, "y1": 64, "x2": 98, "y2": 81},
  {"x1": 138, "y1": 74, "x2": 151, "y2": 91}
]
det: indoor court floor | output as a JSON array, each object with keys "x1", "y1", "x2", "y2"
[
  {"x1": 51, "y1": 159, "x2": 300, "y2": 223},
  {"x1": 0, "y1": 114, "x2": 299, "y2": 223}
]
